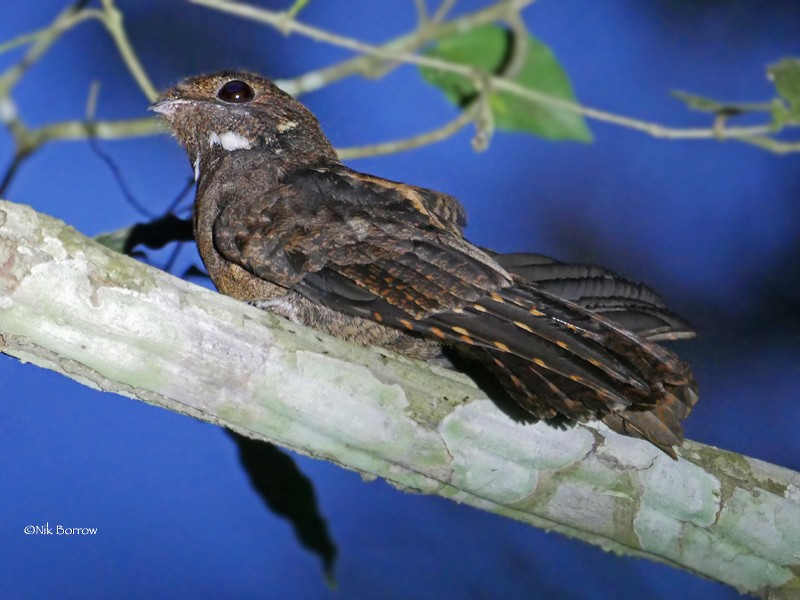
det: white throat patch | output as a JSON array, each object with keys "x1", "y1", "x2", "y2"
[{"x1": 209, "y1": 131, "x2": 253, "y2": 151}]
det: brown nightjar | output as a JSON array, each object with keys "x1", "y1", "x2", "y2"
[{"x1": 152, "y1": 71, "x2": 698, "y2": 458}]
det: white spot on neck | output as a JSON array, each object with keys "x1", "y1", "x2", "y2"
[
  {"x1": 193, "y1": 156, "x2": 201, "y2": 182},
  {"x1": 209, "y1": 131, "x2": 253, "y2": 151}
]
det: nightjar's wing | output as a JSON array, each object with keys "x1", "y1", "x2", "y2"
[
  {"x1": 213, "y1": 166, "x2": 697, "y2": 457},
  {"x1": 332, "y1": 166, "x2": 468, "y2": 234},
  {"x1": 489, "y1": 251, "x2": 695, "y2": 342}
]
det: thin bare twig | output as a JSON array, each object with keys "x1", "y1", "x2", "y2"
[
  {"x1": 0, "y1": 2, "x2": 91, "y2": 195},
  {"x1": 97, "y1": 0, "x2": 158, "y2": 100},
  {"x1": 738, "y1": 136, "x2": 800, "y2": 154},
  {"x1": 0, "y1": 1, "x2": 93, "y2": 95},
  {"x1": 367, "y1": 0, "x2": 460, "y2": 79},
  {"x1": 14, "y1": 118, "x2": 163, "y2": 152},
  {"x1": 430, "y1": 0, "x2": 458, "y2": 24},
  {"x1": 0, "y1": 0, "x2": 155, "y2": 101},
  {"x1": 338, "y1": 106, "x2": 476, "y2": 159},
  {"x1": 502, "y1": 12, "x2": 529, "y2": 81},
  {"x1": 413, "y1": 0, "x2": 428, "y2": 26}
]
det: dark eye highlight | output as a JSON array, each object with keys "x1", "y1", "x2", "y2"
[{"x1": 217, "y1": 80, "x2": 255, "y2": 103}]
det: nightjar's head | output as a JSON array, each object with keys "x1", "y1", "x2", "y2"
[{"x1": 151, "y1": 71, "x2": 336, "y2": 169}]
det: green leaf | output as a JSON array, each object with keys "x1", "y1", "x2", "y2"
[
  {"x1": 671, "y1": 91, "x2": 749, "y2": 116},
  {"x1": 770, "y1": 99, "x2": 791, "y2": 130},
  {"x1": 768, "y1": 58, "x2": 800, "y2": 123},
  {"x1": 420, "y1": 25, "x2": 592, "y2": 142},
  {"x1": 672, "y1": 89, "x2": 791, "y2": 130}
]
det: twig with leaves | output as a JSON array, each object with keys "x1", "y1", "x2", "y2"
[
  {"x1": 192, "y1": 0, "x2": 799, "y2": 150},
  {"x1": 2, "y1": 0, "x2": 799, "y2": 197}
]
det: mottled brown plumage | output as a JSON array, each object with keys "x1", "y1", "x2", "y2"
[{"x1": 152, "y1": 71, "x2": 698, "y2": 458}]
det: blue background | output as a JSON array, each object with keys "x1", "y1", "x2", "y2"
[{"x1": 1, "y1": 1, "x2": 798, "y2": 598}]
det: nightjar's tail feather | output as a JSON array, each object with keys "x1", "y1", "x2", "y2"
[
  {"x1": 603, "y1": 379, "x2": 698, "y2": 458},
  {"x1": 415, "y1": 281, "x2": 698, "y2": 458},
  {"x1": 491, "y1": 251, "x2": 695, "y2": 342},
  {"x1": 432, "y1": 301, "x2": 640, "y2": 409}
]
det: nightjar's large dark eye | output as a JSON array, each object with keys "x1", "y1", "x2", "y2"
[{"x1": 217, "y1": 80, "x2": 255, "y2": 103}]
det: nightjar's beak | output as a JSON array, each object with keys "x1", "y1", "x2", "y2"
[{"x1": 149, "y1": 97, "x2": 185, "y2": 117}]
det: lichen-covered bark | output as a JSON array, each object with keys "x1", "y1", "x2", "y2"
[{"x1": 0, "y1": 199, "x2": 797, "y2": 599}]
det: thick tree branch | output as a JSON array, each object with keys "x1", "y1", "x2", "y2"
[{"x1": 0, "y1": 199, "x2": 797, "y2": 599}]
